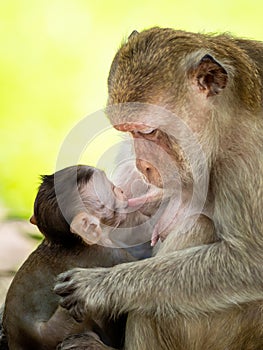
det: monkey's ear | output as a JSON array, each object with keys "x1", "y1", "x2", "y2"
[
  {"x1": 190, "y1": 54, "x2": 228, "y2": 97},
  {"x1": 30, "y1": 215, "x2": 37, "y2": 225},
  {"x1": 70, "y1": 212, "x2": 102, "y2": 245},
  {"x1": 128, "y1": 30, "x2": 139, "y2": 40}
]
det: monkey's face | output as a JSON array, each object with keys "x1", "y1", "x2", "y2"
[
  {"x1": 83, "y1": 170, "x2": 128, "y2": 228},
  {"x1": 111, "y1": 119, "x2": 193, "y2": 196},
  {"x1": 108, "y1": 29, "x2": 229, "y2": 205},
  {"x1": 106, "y1": 28, "x2": 232, "y2": 232}
]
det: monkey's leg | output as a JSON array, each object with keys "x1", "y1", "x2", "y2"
[{"x1": 57, "y1": 331, "x2": 117, "y2": 350}]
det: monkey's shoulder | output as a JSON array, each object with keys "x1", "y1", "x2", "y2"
[{"x1": 12, "y1": 238, "x2": 134, "y2": 277}]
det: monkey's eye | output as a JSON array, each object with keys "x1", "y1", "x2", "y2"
[
  {"x1": 138, "y1": 129, "x2": 157, "y2": 137},
  {"x1": 142, "y1": 128, "x2": 156, "y2": 134}
]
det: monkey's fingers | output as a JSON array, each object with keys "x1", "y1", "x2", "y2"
[
  {"x1": 54, "y1": 272, "x2": 80, "y2": 303},
  {"x1": 56, "y1": 270, "x2": 72, "y2": 283},
  {"x1": 54, "y1": 269, "x2": 89, "y2": 322},
  {"x1": 54, "y1": 281, "x2": 76, "y2": 297},
  {"x1": 55, "y1": 268, "x2": 84, "y2": 284},
  {"x1": 55, "y1": 283, "x2": 85, "y2": 322},
  {"x1": 59, "y1": 297, "x2": 85, "y2": 323},
  {"x1": 57, "y1": 331, "x2": 104, "y2": 350}
]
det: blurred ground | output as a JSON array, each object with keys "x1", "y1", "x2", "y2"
[{"x1": 0, "y1": 220, "x2": 39, "y2": 305}]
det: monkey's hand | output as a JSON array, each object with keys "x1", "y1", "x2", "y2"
[
  {"x1": 57, "y1": 331, "x2": 104, "y2": 350},
  {"x1": 54, "y1": 267, "x2": 111, "y2": 322}
]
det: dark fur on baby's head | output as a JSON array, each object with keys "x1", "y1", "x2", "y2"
[{"x1": 33, "y1": 165, "x2": 94, "y2": 244}]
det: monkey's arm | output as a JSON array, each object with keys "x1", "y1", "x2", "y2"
[
  {"x1": 36, "y1": 306, "x2": 86, "y2": 347},
  {"x1": 55, "y1": 233, "x2": 263, "y2": 320}
]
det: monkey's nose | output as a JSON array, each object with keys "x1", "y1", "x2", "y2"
[
  {"x1": 136, "y1": 159, "x2": 162, "y2": 188},
  {"x1": 114, "y1": 186, "x2": 127, "y2": 200},
  {"x1": 114, "y1": 186, "x2": 128, "y2": 210}
]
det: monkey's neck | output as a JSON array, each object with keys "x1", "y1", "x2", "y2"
[{"x1": 43, "y1": 229, "x2": 83, "y2": 248}]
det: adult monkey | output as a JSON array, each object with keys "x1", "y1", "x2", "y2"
[{"x1": 55, "y1": 28, "x2": 263, "y2": 349}]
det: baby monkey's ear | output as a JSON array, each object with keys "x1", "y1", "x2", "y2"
[
  {"x1": 70, "y1": 212, "x2": 102, "y2": 245},
  {"x1": 30, "y1": 215, "x2": 37, "y2": 225}
]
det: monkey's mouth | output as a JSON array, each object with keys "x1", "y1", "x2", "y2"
[
  {"x1": 128, "y1": 185, "x2": 165, "y2": 208},
  {"x1": 128, "y1": 184, "x2": 173, "y2": 219},
  {"x1": 128, "y1": 185, "x2": 190, "y2": 246}
]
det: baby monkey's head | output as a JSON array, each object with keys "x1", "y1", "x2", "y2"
[{"x1": 30, "y1": 165, "x2": 128, "y2": 246}]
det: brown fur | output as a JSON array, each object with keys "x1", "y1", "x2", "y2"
[{"x1": 55, "y1": 29, "x2": 263, "y2": 349}]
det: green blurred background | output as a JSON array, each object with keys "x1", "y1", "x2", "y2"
[{"x1": 1, "y1": 0, "x2": 263, "y2": 219}]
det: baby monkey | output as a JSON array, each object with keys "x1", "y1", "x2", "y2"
[{"x1": 2, "y1": 165, "x2": 135, "y2": 350}]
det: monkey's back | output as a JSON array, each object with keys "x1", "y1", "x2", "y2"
[{"x1": 3, "y1": 239, "x2": 134, "y2": 350}]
